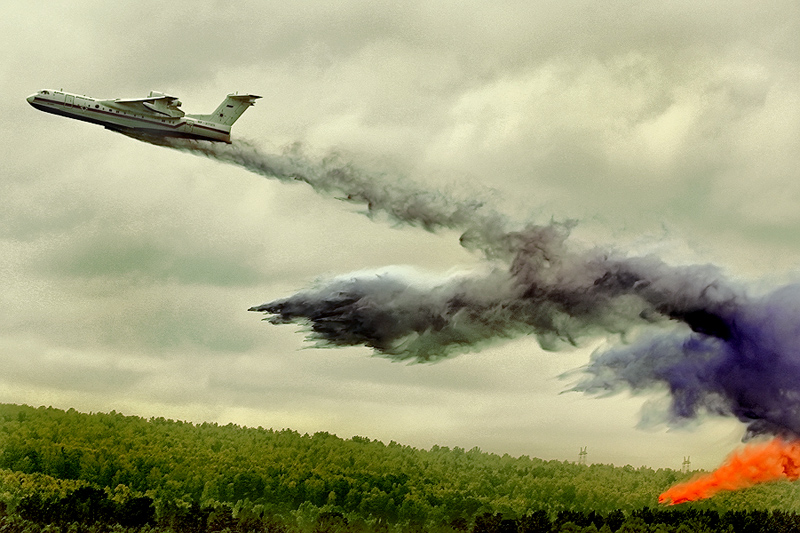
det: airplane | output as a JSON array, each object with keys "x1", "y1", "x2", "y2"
[{"x1": 26, "y1": 89, "x2": 261, "y2": 143}]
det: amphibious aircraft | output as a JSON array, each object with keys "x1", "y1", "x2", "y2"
[{"x1": 26, "y1": 89, "x2": 261, "y2": 143}]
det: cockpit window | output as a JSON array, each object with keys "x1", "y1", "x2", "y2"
[{"x1": 41, "y1": 90, "x2": 50, "y2": 95}]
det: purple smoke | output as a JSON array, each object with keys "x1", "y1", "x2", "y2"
[{"x1": 575, "y1": 284, "x2": 800, "y2": 438}]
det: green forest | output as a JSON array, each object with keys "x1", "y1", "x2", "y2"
[{"x1": 2, "y1": 403, "x2": 800, "y2": 533}]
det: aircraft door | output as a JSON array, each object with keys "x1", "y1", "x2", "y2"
[{"x1": 65, "y1": 94, "x2": 74, "y2": 107}]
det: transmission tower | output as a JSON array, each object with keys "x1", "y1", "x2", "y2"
[
  {"x1": 578, "y1": 446, "x2": 588, "y2": 466},
  {"x1": 681, "y1": 456, "x2": 691, "y2": 473}
]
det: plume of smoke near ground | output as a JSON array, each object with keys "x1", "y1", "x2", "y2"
[{"x1": 151, "y1": 137, "x2": 800, "y2": 441}]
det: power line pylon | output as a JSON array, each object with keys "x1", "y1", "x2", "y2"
[{"x1": 578, "y1": 446, "x2": 588, "y2": 466}]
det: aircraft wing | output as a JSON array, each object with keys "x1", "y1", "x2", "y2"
[
  {"x1": 106, "y1": 93, "x2": 184, "y2": 117},
  {"x1": 114, "y1": 93, "x2": 179, "y2": 104}
]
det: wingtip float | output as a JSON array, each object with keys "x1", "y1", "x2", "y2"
[{"x1": 26, "y1": 89, "x2": 261, "y2": 144}]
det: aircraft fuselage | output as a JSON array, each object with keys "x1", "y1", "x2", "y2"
[{"x1": 26, "y1": 89, "x2": 259, "y2": 143}]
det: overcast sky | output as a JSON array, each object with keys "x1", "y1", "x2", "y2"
[{"x1": 3, "y1": 1, "x2": 800, "y2": 470}]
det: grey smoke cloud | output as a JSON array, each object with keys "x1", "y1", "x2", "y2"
[{"x1": 155, "y1": 138, "x2": 738, "y2": 361}]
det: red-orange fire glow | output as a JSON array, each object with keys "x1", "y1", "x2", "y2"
[{"x1": 659, "y1": 438, "x2": 800, "y2": 505}]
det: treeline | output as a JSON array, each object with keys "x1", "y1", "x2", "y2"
[
  {"x1": 6, "y1": 496, "x2": 800, "y2": 533},
  {"x1": 2, "y1": 403, "x2": 800, "y2": 532}
]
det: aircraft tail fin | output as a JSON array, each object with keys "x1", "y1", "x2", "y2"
[{"x1": 188, "y1": 93, "x2": 261, "y2": 126}]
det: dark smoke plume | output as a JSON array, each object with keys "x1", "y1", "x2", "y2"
[
  {"x1": 155, "y1": 137, "x2": 800, "y2": 439},
  {"x1": 574, "y1": 284, "x2": 800, "y2": 438}
]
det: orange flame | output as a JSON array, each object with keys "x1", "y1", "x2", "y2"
[{"x1": 659, "y1": 438, "x2": 800, "y2": 505}]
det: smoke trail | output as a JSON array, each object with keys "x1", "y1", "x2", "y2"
[
  {"x1": 152, "y1": 137, "x2": 800, "y2": 442},
  {"x1": 659, "y1": 438, "x2": 800, "y2": 505},
  {"x1": 156, "y1": 137, "x2": 513, "y2": 257}
]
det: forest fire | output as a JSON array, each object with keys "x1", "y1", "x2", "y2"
[{"x1": 659, "y1": 438, "x2": 800, "y2": 505}]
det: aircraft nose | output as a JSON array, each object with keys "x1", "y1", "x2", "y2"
[{"x1": 26, "y1": 94, "x2": 37, "y2": 105}]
